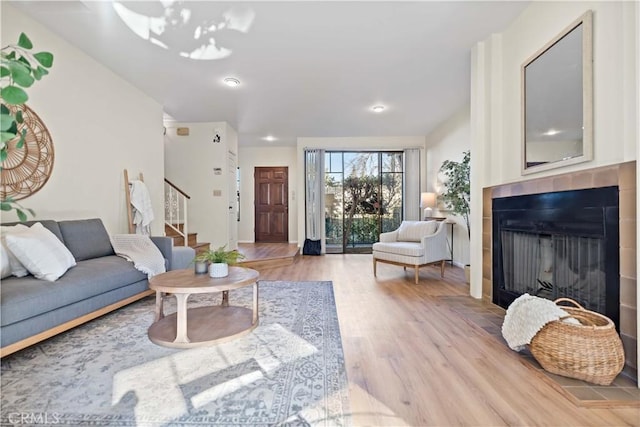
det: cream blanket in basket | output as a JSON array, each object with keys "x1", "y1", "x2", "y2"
[
  {"x1": 111, "y1": 234, "x2": 166, "y2": 278},
  {"x1": 501, "y1": 293, "x2": 578, "y2": 351}
]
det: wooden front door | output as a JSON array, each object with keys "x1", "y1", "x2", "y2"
[{"x1": 254, "y1": 167, "x2": 288, "y2": 242}]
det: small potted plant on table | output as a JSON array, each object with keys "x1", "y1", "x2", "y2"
[{"x1": 194, "y1": 245, "x2": 245, "y2": 278}]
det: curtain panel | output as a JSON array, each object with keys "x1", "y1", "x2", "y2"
[
  {"x1": 304, "y1": 149, "x2": 325, "y2": 253},
  {"x1": 403, "y1": 148, "x2": 421, "y2": 221}
]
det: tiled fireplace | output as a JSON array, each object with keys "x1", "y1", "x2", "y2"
[{"x1": 482, "y1": 161, "x2": 637, "y2": 381}]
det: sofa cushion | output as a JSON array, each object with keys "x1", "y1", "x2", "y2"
[
  {"x1": 397, "y1": 220, "x2": 437, "y2": 242},
  {"x1": 0, "y1": 255, "x2": 146, "y2": 326},
  {"x1": 372, "y1": 241, "x2": 424, "y2": 257},
  {"x1": 1, "y1": 280, "x2": 150, "y2": 348},
  {"x1": 4, "y1": 222, "x2": 77, "y2": 281},
  {"x1": 58, "y1": 219, "x2": 115, "y2": 261}
]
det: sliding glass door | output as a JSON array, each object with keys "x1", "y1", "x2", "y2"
[{"x1": 325, "y1": 151, "x2": 403, "y2": 253}]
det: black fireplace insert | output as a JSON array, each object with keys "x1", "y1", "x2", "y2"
[{"x1": 492, "y1": 186, "x2": 619, "y2": 329}]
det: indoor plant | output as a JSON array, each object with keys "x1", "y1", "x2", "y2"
[
  {"x1": 1, "y1": 33, "x2": 54, "y2": 220},
  {"x1": 194, "y1": 245, "x2": 245, "y2": 278},
  {"x1": 439, "y1": 150, "x2": 471, "y2": 281}
]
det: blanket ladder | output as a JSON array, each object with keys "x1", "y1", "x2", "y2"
[{"x1": 124, "y1": 169, "x2": 144, "y2": 234}]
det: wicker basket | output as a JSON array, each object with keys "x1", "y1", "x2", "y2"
[{"x1": 529, "y1": 298, "x2": 625, "y2": 386}]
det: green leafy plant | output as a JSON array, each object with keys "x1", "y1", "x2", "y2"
[
  {"x1": 1, "y1": 33, "x2": 54, "y2": 220},
  {"x1": 194, "y1": 245, "x2": 245, "y2": 265},
  {"x1": 439, "y1": 150, "x2": 470, "y2": 240},
  {"x1": 1, "y1": 33, "x2": 54, "y2": 156},
  {"x1": 0, "y1": 198, "x2": 34, "y2": 222}
]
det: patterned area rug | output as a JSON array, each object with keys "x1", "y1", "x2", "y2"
[{"x1": 1, "y1": 281, "x2": 350, "y2": 426}]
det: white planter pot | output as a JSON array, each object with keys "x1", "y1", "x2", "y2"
[
  {"x1": 194, "y1": 261, "x2": 209, "y2": 274},
  {"x1": 209, "y1": 263, "x2": 229, "y2": 278}
]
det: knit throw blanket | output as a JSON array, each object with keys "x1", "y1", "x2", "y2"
[
  {"x1": 501, "y1": 293, "x2": 578, "y2": 351},
  {"x1": 110, "y1": 234, "x2": 166, "y2": 278}
]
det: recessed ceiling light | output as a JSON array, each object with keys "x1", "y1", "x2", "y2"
[
  {"x1": 263, "y1": 135, "x2": 276, "y2": 142},
  {"x1": 372, "y1": 105, "x2": 385, "y2": 113},
  {"x1": 543, "y1": 128, "x2": 561, "y2": 136},
  {"x1": 223, "y1": 77, "x2": 240, "y2": 87}
]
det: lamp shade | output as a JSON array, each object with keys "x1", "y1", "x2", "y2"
[
  {"x1": 420, "y1": 192, "x2": 436, "y2": 208},
  {"x1": 420, "y1": 192, "x2": 436, "y2": 220}
]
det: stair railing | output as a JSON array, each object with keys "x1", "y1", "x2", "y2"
[{"x1": 164, "y1": 178, "x2": 190, "y2": 246}]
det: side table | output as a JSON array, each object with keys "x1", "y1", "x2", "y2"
[
  {"x1": 444, "y1": 220, "x2": 455, "y2": 265},
  {"x1": 425, "y1": 217, "x2": 455, "y2": 265}
]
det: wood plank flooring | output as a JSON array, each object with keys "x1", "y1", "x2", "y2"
[
  {"x1": 237, "y1": 242, "x2": 299, "y2": 270},
  {"x1": 257, "y1": 253, "x2": 640, "y2": 426}
]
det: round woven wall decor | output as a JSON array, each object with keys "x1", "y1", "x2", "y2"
[{"x1": 1, "y1": 104, "x2": 54, "y2": 201}]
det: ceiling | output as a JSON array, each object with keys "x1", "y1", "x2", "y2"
[{"x1": 10, "y1": 1, "x2": 529, "y2": 147}]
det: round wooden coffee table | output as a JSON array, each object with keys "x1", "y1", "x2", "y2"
[{"x1": 148, "y1": 266, "x2": 259, "y2": 348}]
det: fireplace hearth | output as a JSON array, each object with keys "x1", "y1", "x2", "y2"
[{"x1": 492, "y1": 186, "x2": 620, "y2": 329}]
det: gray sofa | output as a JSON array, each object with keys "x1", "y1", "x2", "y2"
[{"x1": 1, "y1": 218, "x2": 195, "y2": 357}]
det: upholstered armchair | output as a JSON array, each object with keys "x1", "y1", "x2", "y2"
[{"x1": 372, "y1": 220, "x2": 449, "y2": 284}]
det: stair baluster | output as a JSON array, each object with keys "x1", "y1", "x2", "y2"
[{"x1": 164, "y1": 179, "x2": 190, "y2": 247}]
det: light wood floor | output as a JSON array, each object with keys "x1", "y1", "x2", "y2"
[
  {"x1": 237, "y1": 242, "x2": 300, "y2": 270},
  {"x1": 237, "y1": 242, "x2": 299, "y2": 260},
  {"x1": 257, "y1": 254, "x2": 639, "y2": 427}
]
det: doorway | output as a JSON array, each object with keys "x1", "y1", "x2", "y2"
[
  {"x1": 254, "y1": 166, "x2": 289, "y2": 242},
  {"x1": 325, "y1": 151, "x2": 403, "y2": 253}
]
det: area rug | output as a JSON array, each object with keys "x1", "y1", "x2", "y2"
[{"x1": 1, "y1": 281, "x2": 351, "y2": 426}]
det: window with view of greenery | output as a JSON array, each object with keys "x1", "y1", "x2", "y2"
[{"x1": 324, "y1": 151, "x2": 403, "y2": 253}]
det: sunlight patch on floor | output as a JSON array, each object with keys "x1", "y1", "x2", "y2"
[{"x1": 111, "y1": 323, "x2": 317, "y2": 424}]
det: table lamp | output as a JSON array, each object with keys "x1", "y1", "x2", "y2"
[{"x1": 420, "y1": 192, "x2": 436, "y2": 220}]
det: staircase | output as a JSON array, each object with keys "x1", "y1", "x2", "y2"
[
  {"x1": 164, "y1": 179, "x2": 210, "y2": 255},
  {"x1": 164, "y1": 223, "x2": 210, "y2": 255}
]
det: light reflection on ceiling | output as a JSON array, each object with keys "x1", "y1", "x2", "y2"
[{"x1": 112, "y1": 1, "x2": 255, "y2": 60}]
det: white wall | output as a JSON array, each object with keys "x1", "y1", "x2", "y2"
[
  {"x1": 296, "y1": 136, "x2": 427, "y2": 248},
  {"x1": 1, "y1": 5, "x2": 165, "y2": 235},
  {"x1": 224, "y1": 123, "x2": 239, "y2": 249},
  {"x1": 425, "y1": 107, "x2": 471, "y2": 266},
  {"x1": 225, "y1": 123, "x2": 238, "y2": 156},
  {"x1": 237, "y1": 146, "x2": 298, "y2": 243},
  {"x1": 163, "y1": 122, "x2": 237, "y2": 248}
]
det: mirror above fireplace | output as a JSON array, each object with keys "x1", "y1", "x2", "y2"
[{"x1": 522, "y1": 10, "x2": 593, "y2": 175}]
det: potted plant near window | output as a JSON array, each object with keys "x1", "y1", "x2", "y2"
[
  {"x1": 439, "y1": 150, "x2": 471, "y2": 283},
  {"x1": 194, "y1": 245, "x2": 245, "y2": 278}
]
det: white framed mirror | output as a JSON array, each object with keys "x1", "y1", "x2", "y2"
[{"x1": 522, "y1": 10, "x2": 593, "y2": 175}]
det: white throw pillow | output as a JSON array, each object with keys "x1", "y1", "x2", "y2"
[
  {"x1": 397, "y1": 220, "x2": 438, "y2": 242},
  {"x1": 1, "y1": 224, "x2": 29, "y2": 277},
  {"x1": 0, "y1": 243, "x2": 11, "y2": 279},
  {"x1": 5, "y1": 222, "x2": 77, "y2": 281}
]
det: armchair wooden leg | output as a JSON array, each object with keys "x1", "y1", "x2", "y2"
[
  {"x1": 373, "y1": 258, "x2": 377, "y2": 277},
  {"x1": 440, "y1": 260, "x2": 445, "y2": 277},
  {"x1": 414, "y1": 267, "x2": 419, "y2": 284}
]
